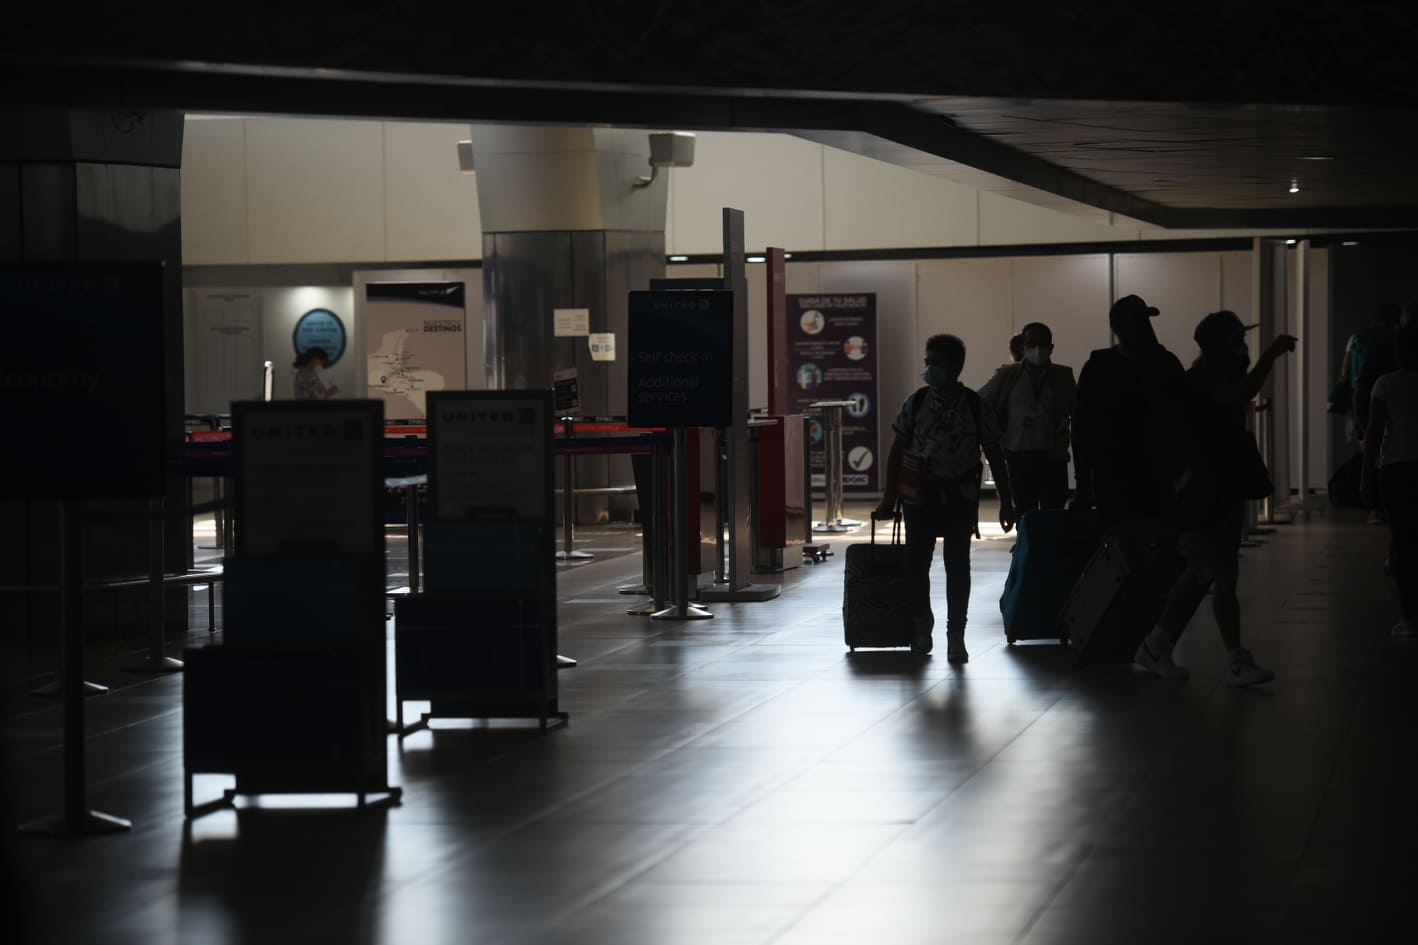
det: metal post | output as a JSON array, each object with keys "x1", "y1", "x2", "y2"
[
  {"x1": 20, "y1": 501, "x2": 131, "y2": 837},
  {"x1": 405, "y1": 484, "x2": 420, "y2": 594},
  {"x1": 125, "y1": 497, "x2": 184, "y2": 673},
  {"x1": 813, "y1": 404, "x2": 850, "y2": 534},
  {"x1": 714, "y1": 429, "x2": 729, "y2": 584},
  {"x1": 210, "y1": 476, "x2": 225, "y2": 550},
  {"x1": 556, "y1": 418, "x2": 592, "y2": 562},
  {"x1": 629, "y1": 439, "x2": 671, "y2": 616},
  {"x1": 653, "y1": 428, "x2": 712, "y2": 621},
  {"x1": 1295, "y1": 239, "x2": 1312, "y2": 517}
]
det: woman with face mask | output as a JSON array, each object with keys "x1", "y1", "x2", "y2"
[
  {"x1": 979, "y1": 321, "x2": 1078, "y2": 515},
  {"x1": 1134, "y1": 311, "x2": 1295, "y2": 688}
]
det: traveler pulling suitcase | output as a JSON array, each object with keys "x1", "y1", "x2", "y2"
[
  {"x1": 843, "y1": 515, "x2": 914, "y2": 650},
  {"x1": 999, "y1": 507, "x2": 1100, "y2": 644},
  {"x1": 1063, "y1": 519, "x2": 1186, "y2": 667}
]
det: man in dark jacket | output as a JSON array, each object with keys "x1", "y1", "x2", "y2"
[{"x1": 1072, "y1": 295, "x2": 1188, "y2": 529}]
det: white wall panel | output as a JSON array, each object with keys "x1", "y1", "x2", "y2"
[
  {"x1": 667, "y1": 132, "x2": 825, "y2": 255},
  {"x1": 181, "y1": 119, "x2": 249, "y2": 265},
  {"x1": 384, "y1": 122, "x2": 482, "y2": 261},
  {"x1": 1114, "y1": 251, "x2": 1224, "y2": 365},
  {"x1": 979, "y1": 192, "x2": 1130, "y2": 246},
  {"x1": 245, "y1": 119, "x2": 385, "y2": 264},
  {"x1": 1220, "y1": 250, "x2": 1254, "y2": 323},
  {"x1": 915, "y1": 258, "x2": 1013, "y2": 391},
  {"x1": 1010, "y1": 254, "x2": 1112, "y2": 384},
  {"x1": 822, "y1": 146, "x2": 977, "y2": 249}
]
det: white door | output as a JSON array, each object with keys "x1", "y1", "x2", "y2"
[{"x1": 195, "y1": 291, "x2": 262, "y2": 415}]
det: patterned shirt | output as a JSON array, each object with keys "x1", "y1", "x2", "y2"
[
  {"x1": 892, "y1": 384, "x2": 1001, "y2": 481},
  {"x1": 293, "y1": 366, "x2": 331, "y2": 400}
]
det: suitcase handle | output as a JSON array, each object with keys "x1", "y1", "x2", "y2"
[{"x1": 870, "y1": 510, "x2": 903, "y2": 546}]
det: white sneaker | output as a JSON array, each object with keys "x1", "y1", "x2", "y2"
[
  {"x1": 1226, "y1": 649, "x2": 1276, "y2": 687},
  {"x1": 1392, "y1": 619, "x2": 1418, "y2": 639},
  {"x1": 1134, "y1": 638, "x2": 1190, "y2": 680}
]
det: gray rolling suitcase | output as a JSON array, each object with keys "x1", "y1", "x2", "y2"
[
  {"x1": 1063, "y1": 519, "x2": 1185, "y2": 667},
  {"x1": 842, "y1": 516, "x2": 914, "y2": 650}
]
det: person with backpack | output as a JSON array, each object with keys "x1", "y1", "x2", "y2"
[
  {"x1": 875, "y1": 334, "x2": 1017, "y2": 661},
  {"x1": 978, "y1": 321, "x2": 1078, "y2": 514},
  {"x1": 1361, "y1": 323, "x2": 1418, "y2": 637}
]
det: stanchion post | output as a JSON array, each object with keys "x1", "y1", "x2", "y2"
[
  {"x1": 405, "y1": 484, "x2": 420, "y2": 594},
  {"x1": 125, "y1": 497, "x2": 183, "y2": 673},
  {"x1": 630, "y1": 439, "x2": 671, "y2": 616},
  {"x1": 20, "y1": 501, "x2": 131, "y2": 837},
  {"x1": 556, "y1": 417, "x2": 593, "y2": 562},
  {"x1": 652, "y1": 429, "x2": 712, "y2": 621}
]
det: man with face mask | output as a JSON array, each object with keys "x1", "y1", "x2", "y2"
[
  {"x1": 1073, "y1": 296, "x2": 1189, "y2": 528},
  {"x1": 1133, "y1": 311, "x2": 1296, "y2": 686},
  {"x1": 876, "y1": 334, "x2": 1016, "y2": 661},
  {"x1": 979, "y1": 322, "x2": 1078, "y2": 514}
]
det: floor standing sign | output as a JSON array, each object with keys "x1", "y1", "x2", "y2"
[
  {"x1": 394, "y1": 390, "x2": 565, "y2": 732},
  {"x1": 4, "y1": 262, "x2": 167, "y2": 836},
  {"x1": 787, "y1": 294, "x2": 880, "y2": 493},
  {"x1": 183, "y1": 400, "x2": 400, "y2": 816},
  {"x1": 365, "y1": 282, "x2": 467, "y2": 420}
]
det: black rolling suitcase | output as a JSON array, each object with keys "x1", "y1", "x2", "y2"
[
  {"x1": 1063, "y1": 519, "x2": 1185, "y2": 667},
  {"x1": 842, "y1": 516, "x2": 914, "y2": 650}
]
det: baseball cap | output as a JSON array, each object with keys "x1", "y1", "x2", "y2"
[
  {"x1": 1109, "y1": 295, "x2": 1159, "y2": 331},
  {"x1": 1193, "y1": 310, "x2": 1259, "y2": 348}
]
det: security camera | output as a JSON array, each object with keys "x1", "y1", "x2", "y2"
[{"x1": 636, "y1": 132, "x2": 696, "y2": 187}]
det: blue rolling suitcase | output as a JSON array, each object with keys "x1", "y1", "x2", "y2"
[{"x1": 1000, "y1": 507, "x2": 1100, "y2": 644}]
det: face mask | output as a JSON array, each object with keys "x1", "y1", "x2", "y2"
[
  {"x1": 922, "y1": 365, "x2": 950, "y2": 387},
  {"x1": 1023, "y1": 347, "x2": 1049, "y2": 366}
]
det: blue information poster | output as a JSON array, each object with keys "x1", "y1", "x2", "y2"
[{"x1": 787, "y1": 293, "x2": 879, "y2": 493}]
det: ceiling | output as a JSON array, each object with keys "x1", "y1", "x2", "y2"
[{"x1": 3, "y1": 58, "x2": 1418, "y2": 231}]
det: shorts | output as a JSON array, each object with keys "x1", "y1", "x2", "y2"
[{"x1": 1177, "y1": 501, "x2": 1246, "y2": 585}]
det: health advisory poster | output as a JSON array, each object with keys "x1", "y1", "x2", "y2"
[{"x1": 787, "y1": 293, "x2": 878, "y2": 493}]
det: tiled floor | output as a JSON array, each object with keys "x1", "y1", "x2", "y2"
[{"x1": 3, "y1": 502, "x2": 1415, "y2": 944}]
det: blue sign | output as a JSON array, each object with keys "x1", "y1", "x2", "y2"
[{"x1": 293, "y1": 308, "x2": 347, "y2": 366}]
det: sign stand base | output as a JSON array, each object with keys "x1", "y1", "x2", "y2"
[
  {"x1": 20, "y1": 809, "x2": 131, "y2": 837},
  {"x1": 651, "y1": 601, "x2": 713, "y2": 621},
  {"x1": 123, "y1": 655, "x2": 185, "y2": 674},
  {"x1": 698, "y1": 584, "x2": 781, "y2": 603}
]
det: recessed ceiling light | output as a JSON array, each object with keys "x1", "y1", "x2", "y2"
[
  {"x1": 784, "y1": 253, "x2": 793, "y2": 259},
  {"x1": 1288, "y1": 181, "x2": 1300, "y2": 194},
  {"x1": 1286, "y1": 239, "x2": 1297, "y2": 245},
  {"x1": 668, "y1": 255, "x2": 689, "y2": 262},
  {"x1": 747, "y1": 256, "x2": 766, "y2": 263},
  {"x1": 1342, "y1": 241, "x2": 1360, "y2": 246},
  {"x1": 1298, "y1": 155, "x2": 1335, "y2": 161}
]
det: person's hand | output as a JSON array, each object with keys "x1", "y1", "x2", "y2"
[
  {"x1": 999, "y1": 496, "x2": 1017, "y2": 533},
  {"x1": 872, "y1": 501, "x2": 896, "y2": 521},
  {"x1": 1267, "y1": 335, "x2": 1298, "y2": 359}
]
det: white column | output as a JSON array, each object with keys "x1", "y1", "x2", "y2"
[{"x1": 1294, "y1": 239, "x2": 1311, "y2": 506}]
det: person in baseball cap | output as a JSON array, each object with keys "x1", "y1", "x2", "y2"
[
  {"x1": 1108, "y1": 295, "x2": 1162, "y2": 355},
  {"x1": 1133, "y1": 310, "x2": 1295, "y2": 689},
  {"x1": 1193, "y1": 309, "x2": 1259, "y2": 351}
]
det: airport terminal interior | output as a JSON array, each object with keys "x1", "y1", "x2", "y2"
[{"x1": 5, "y1": 7, "x2": 1418, "y2": 945}]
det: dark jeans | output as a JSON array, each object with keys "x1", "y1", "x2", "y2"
[
  {"x1": 1381, "y1": 461, "x2": 1418, "y2": 620},
  {"x1": 1005, "y1": 450, "x2": 1069, "y2": 513},
  {"x1": 903, "y1": 498, "x2": 977, "y2": 632}
]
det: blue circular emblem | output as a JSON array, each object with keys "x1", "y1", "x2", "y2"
[{"x1": 293, "y1": 308, "x2": 347, "y2": 367}]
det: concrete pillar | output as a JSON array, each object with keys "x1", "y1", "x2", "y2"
[
  {"x1": 471, "y1": 125, "x2": 668, "y2": 522},
  {"x1": 0, "y1": 108, "x2": 187, "y2": 642}
]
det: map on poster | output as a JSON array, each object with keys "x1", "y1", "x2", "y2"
[
  {"x1": 365, "y1": 282, "x2": 466, "y2": 419},
  {"x1": 787, "y1": 293, "x2": 879, "y2": 493}
]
